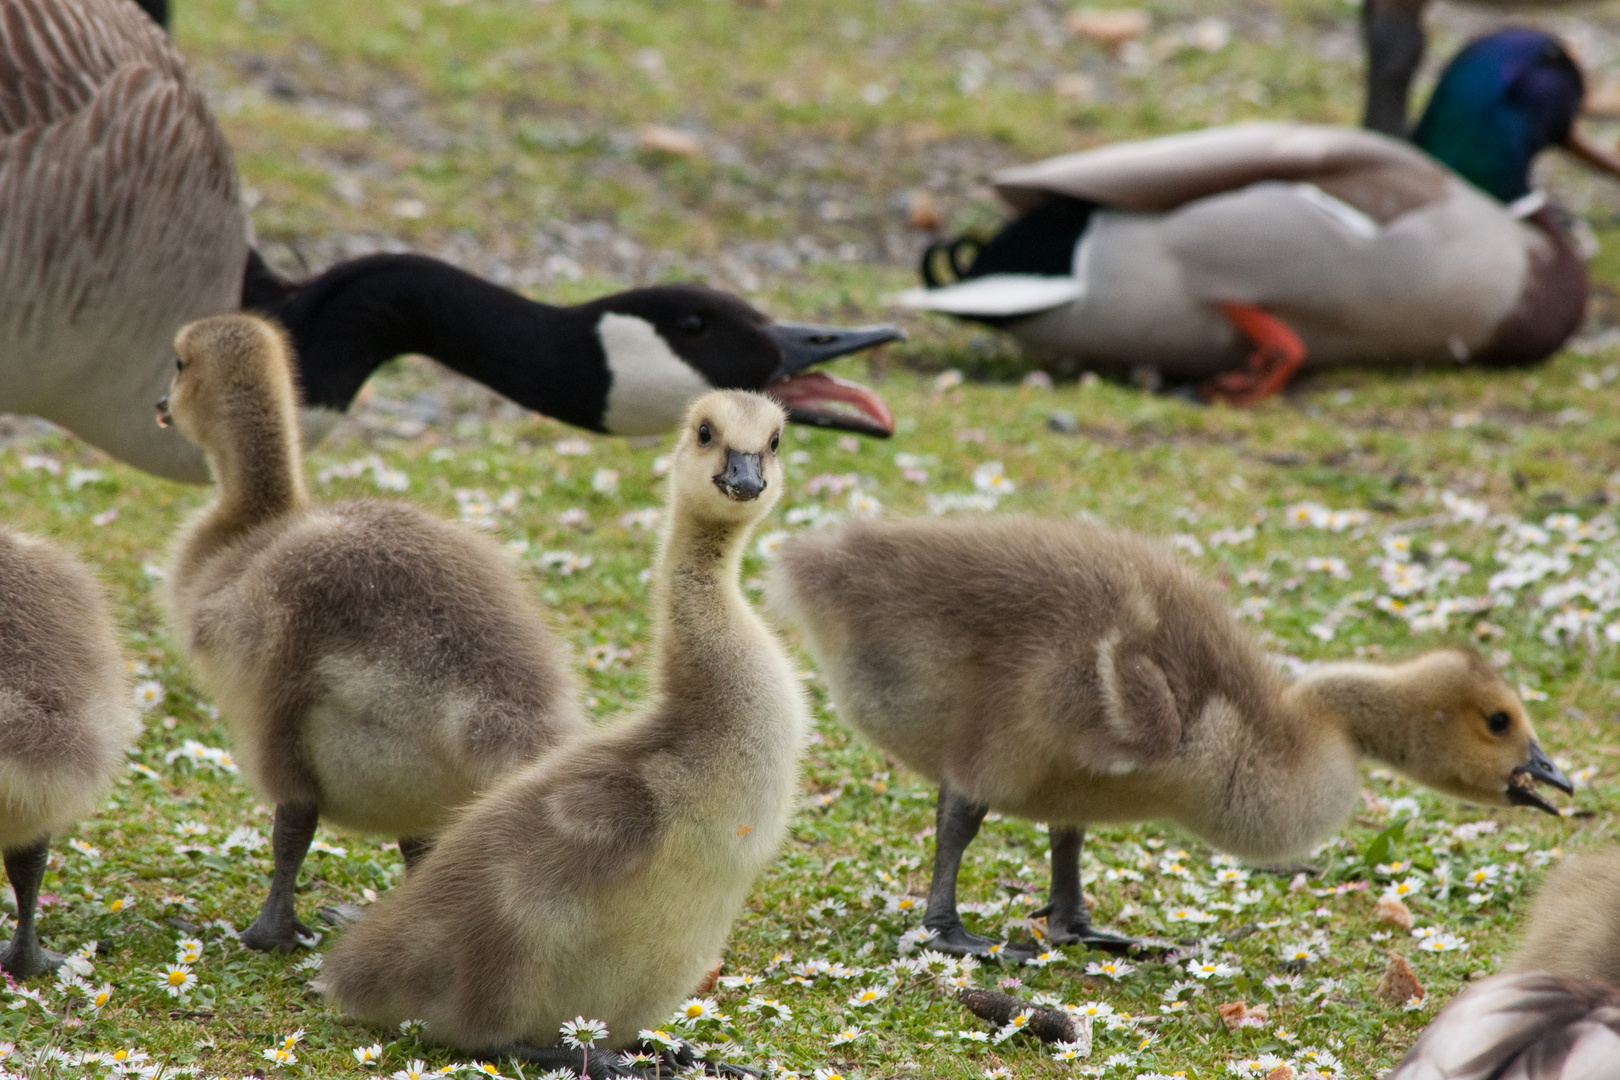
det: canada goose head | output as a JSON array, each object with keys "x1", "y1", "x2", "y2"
[
  {"x1": 670, "y1": 390, "x2": 786, "y2": 527},
  {"x1": 1387, "y1": 649, "x2": 1572, "y2": 813},
  {"x1": 161, "y1": 314, "x2": 300, "y2": 458},
  {"x1": 581, "y1": 285, "x2": 898, "y2": 438}
]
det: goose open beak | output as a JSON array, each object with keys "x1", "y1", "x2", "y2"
[
  {"x1": 764, "y1": 321, "x2": 902, "y2": 438},
  {"x1": 1507, "y1": 741, "x2": 1574, "y2": 815},
  {"x1": 1563, "y1": 126, "x2": 1620, "y2": 181},
  {"x1": 156, "y1": 396, "x2": 172, "y2": 428}
]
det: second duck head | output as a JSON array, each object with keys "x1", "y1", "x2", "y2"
[
  {"x1": 1414, "y1": 27, "x2": 1620, "y2": 202},
  {"x1": 669, "y1": 390, "x2": 787, "y2": 528}
]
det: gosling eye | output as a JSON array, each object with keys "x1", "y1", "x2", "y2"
[
  {"x1": 697, "y1": 422, "x2": 712, "y2": 446},
  {"x1": 676, "y1": 314, "x2": 706, "y2": 335},
  {"x1": 175, "y1": 357, "x2": 185, "y2": 372},
  {"x1": 769, "y1": 430, "x2": 780, "y2": 454},
  {"x1": 1487, "y1": 711, "x2": 1511, "y2": 736}
]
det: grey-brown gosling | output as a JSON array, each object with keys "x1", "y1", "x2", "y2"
[
  {"x1": 766, "y1": 515, "x2": 1572, "y2": 958},
  {"x1": 0, "y1": 530, "x2": 138, "y2": 978},
  {"x1": 160, "y1": 313, "x2": 585, "y2": 953},
  {"x1": 1387, "y1": 849, "x2": 1620, "y2": 1078},
  {"x1": 317, "y1": 390, "x2": 806, "y2": 1071}
]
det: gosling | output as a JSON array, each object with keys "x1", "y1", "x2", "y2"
[
  {"x1": 0, "y1": 530, "x2": 138, "y2": 978},
  {"x1": 318, "y1": 391, "x2": 807, "y2": 1070},
  {"x1": 161, "y1": 314, "x2": 585, "y2": 953},
  {"x1": 1387, "y1": 849, "x2": 1620, "y2": 1078},
  {"x1": 766, "y1": 515, "x2": 1570, "y2": 957}
]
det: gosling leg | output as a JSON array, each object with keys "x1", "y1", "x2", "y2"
[
  {"x1": 240, "y1": 801, "x2": 320, "y2": 952},
  {"x1": 922, "y1": 784, "x2": 1031, "y2": 960},
  {"x1": 1361, "y1": 0, "x2": 1428, "y2": 135},
  {"x1": 1036, "y1": 826, "x2": 1137, "y2": 953},
  {"x1": 0, "y1": 837, "x2": 64, "y2": 979},
  {"x1": 397, "y1": 836, "x2": 432, "y2": 872}
]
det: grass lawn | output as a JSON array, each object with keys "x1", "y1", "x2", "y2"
[{"x1": 9, "y1": 0, "x2": 1620, "y2": 1076}]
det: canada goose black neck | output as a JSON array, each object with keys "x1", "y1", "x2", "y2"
[{"x1": 255, "y1": 254, "x2": 612, "y2": 431}]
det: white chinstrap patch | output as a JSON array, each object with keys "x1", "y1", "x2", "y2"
[{"x1": 598, "y1": 314, "x2": 713, "y2": 435}]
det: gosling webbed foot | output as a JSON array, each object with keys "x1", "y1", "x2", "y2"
[
  {"x1": 239, "y1": 911, "x2": 320, "y2": 953},
  {"x1": 0, "y1": 937, "x2": 64, "y2": 980},
  {"x1": 923, "y1": 921, "x2": 1036, "y2": 962}
]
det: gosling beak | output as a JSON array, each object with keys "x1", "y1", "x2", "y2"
[
  {"x1": 1563, "y1": 126, "x2": 1620, "y2": 182},
  {"x1": 1507, "y1": 741, "x2": 1575, "y2": 815},
  {"x1": 764, "y1": 321, "x2": 902, "y2": 439},
  {"x1": 713, "y1": 449, "x2": 766, "y2": 501},
  {"x1": 155, "y1": 396, "x2": 171, "y2": 428}
]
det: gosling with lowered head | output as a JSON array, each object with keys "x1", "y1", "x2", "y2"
[
  {"x1": 161, "y1": 313, "x2": 585, "y2": 952},
  {"x1": 319, "y1": 390, "x2": 807, "y2": 1072},
  {"x1": 767, "y1": 515, "x2": 1571, "y2": 957}
]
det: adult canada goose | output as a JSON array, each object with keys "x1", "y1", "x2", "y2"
[
  {"x1": 899, "y1": 29, "x2": 1620, "y2": 404},
  {"x1": 1362, "y1": 0, "x2": 1587, "y2": 135},
  {"x1": 0, "y1": 0, "x2": 898, "y2": 484},
  {"x1": 161, "y1": 313, "x2": 586, "y2": 953},
  {"x1": 130, "y1": 0, "x2": 166, "y2": 28},
  {"x1": 319, "y1": 391, "x2": 807, "y2": 1072},
  {"x1": 1386, "y1": 849, "x2": 1620, "y2": 1079},
  {"x1": 0, "y1": 529, "x2": 138, "y2": 978},
  {"x1": 766, "y1": 516, "x2": 1573, "y2": 957}
]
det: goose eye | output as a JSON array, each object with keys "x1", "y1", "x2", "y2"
[
  {"x1": 697, "y1": 422, "x2": 712, "y2": 446},
  {"x1": 769, "y1": 430, "x2": 780, "y2": 454},
  {"x1": 1487, "y1": 711, "x2": 1511, "y2": 736},
  {"x1": 677, "y1": 314, "x2": 706, "y2": 335},
  {"x1": 175, "y1": 358, "x2": 185, "y2": 372}
]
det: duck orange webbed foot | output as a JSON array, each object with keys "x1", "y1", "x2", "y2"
[{"x1": 1199, "y1": 303, "x2": 1306, "y2": 406}]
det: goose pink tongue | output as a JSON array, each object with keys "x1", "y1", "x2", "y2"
[{"x1": 766, "y1": 371, "x2": 895, "y2": 438}]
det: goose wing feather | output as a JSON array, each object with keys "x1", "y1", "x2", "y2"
[
  {"x1": 993, "y1": 122, "x2": 1443, "y2": 215},
  {"x1": 0, "y1": 0, "x2": 245, "y2": 480},
  {"x1": 1386, "y1": 972, "x2": 1620, "y2": 1080},
  {"x1": 0, "y1": 0, "x2": 186, "y2": 135}
]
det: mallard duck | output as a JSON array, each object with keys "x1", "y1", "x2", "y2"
[
  {"x1": 1362, "y1": 0, "x2": 1588, "y2": 135},
  {"x1": 767, "y1": 515, "x2": 1572, "y2": 957},
  {"x1": 319, "y1": 392, "x2": 807, "y2": 1072},
  {"x1": 161, "y1": 313, "x2": 586, "y2": 952},
  {"x1": 0, "y1": 0, "x2": 896, "y2": 482},
  {"x1": 0, "y1": 529, "x2": 139, "y2": 978},
  {"x1": 898, "y1": 28, "x2": 1619, "y2": 404},
  {"x1": 1387, "y1": 848, "x2": 1620, "y2": 1079}
]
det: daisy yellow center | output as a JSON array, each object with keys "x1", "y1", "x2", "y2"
[
  {"x1": 685, "y1": 1005, "x2": 703, "y2": 1017},
  {"x1": 167, "y1": 971, "x2": 187, "y2": 986}
]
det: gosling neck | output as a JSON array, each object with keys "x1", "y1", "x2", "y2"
[
  {"x1": 653, "y1": 500, "x2": 754, "y2": 630},
  {"x1": 198, "y1": 401, "x2": 309, "y2": 544},
  {"x1": 1282, "y1": 662, "x2": 1420, "y2": 771}
]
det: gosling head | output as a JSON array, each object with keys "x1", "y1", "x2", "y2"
[
  {"x1": 1399, "y1": 649, "x2": 1572, "y2": 814},
  {"x1": 160, "y1": 314, "x2": 300, "y2": 452},
  {"x1": 670, "y1": 390, "x2": 786, "y2": 526}
]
